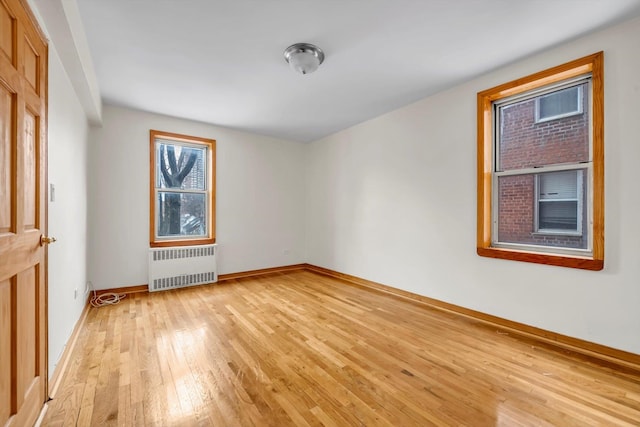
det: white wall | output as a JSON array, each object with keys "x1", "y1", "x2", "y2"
[
  {"x1": 87, "y1": 106, "x2": 306, "y2": 290},
  {"x1": 306, "y1": 17, "x2": 640, "y2": 354},
  {"x1": 46, "y1": 44, "x2": 90, "y2": 376}
]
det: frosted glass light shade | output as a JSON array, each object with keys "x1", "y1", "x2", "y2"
[{"x1": 284, "y1": 43, "x2": 325, "y2": 75}]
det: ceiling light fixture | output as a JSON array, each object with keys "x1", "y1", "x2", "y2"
[{"x1": 283, "y1": 43, "x2": 325, "y2": 75}]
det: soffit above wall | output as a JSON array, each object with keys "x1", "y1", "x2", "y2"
[{"x1": 32, "y1": 0, "x2": 102, "y2": 125}]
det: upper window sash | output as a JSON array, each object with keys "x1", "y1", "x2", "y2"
[
  {"x1": 155, "y1": 138, "x2": 209, "y2": 191},
  {"x1": 493, "y1": 77, "x2": 592, "y2": 174}
]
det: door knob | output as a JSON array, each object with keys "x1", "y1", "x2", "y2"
[{"x1": 40, "y1": 235, "x2": 57, "y2": 246}]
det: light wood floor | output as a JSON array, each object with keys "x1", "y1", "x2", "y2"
[{"x1": 43, "y1": 270, "x2": 640, "y2": 426}]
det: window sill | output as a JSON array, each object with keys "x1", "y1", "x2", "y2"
[
  {"x1": 532, "y1": 231, "x2": 583, "y2": 237},
  {"x1": 534, "y1": 109, "x2": 583, "y2": 124},
  {"x1": 150, "y1": 237, "x2": 216, "y2": 248},
  {"x1": 477, "y1": 246, "x2": 603, "y2": 271}
]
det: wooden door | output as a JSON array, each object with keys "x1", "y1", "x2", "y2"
[{"x1": 0, "y1": 0, "x2": 48, "y2": 426}]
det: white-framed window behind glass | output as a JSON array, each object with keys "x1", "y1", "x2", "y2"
[
  {"x1": 536, "y1": 170, "x2": 583, "y2": 234},
  {"x1": 150, "y1": 130, "x2": 216, "y2": 247},
  {"x1": 535, "y1": 85, "x2": 583, "y2": 122}
]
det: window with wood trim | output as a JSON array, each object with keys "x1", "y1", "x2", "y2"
[
  {"x1": 150, "y1": 130, "x2": 216, "y2": 247},
  {"x1": 477, "y1": 52, "x2": 603, "y2": 270}
]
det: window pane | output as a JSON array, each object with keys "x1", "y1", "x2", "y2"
[
  {"x1": 155, "y1": 140, "x2": 206, "y2": 190},
  {"x1": 497, "y1": 82, "x2": 589, "y2": 171},
  {"x1": 157, "y1": 192, "x2": 207, "y2": 237},
  {"x1": 497, "y1": 174, "x2": 535, "y2": 244},
  {"x1": 539, "y1": 201, "x2": 577, "y2": 230},
  {"x1": 539, "y1": 170, "x2": 577, "y2": 200},
  {"x1": 538, "y1": 86, "x2": 580, "y2": 120},
  {"x1": 496, "y1": 173, "x2": 587, "y2": 249}
]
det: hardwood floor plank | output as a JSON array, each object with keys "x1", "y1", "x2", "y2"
[{"x1": 42, "y1": 270, "x2": 640, "y2": 426}]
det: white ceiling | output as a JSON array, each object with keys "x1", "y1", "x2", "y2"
[{"x1": 72, "y1": 0, "x2": 640, "y2": 142}]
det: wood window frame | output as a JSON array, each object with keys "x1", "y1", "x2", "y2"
[
  {"x1": 477, "y1": 52, "x2": 604, "y2": 270},
  {"x1": 149, "y1": 130, "x2": 216, "y2": 248}
]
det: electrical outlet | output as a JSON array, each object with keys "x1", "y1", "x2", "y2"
[{"x1": 74, "y1": 288, "x2": 78, "y2": 299}]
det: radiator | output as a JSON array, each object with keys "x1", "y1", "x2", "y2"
[{"x1": 148, "y1": 244, "x2": 218, "y2": 292}]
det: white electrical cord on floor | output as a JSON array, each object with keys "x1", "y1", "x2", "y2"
[
  {"x1": 88, "y1": 282, "x2": 126, "y2": 307},
  {"x1": 90, "y1": 290, "x2": 126, "y2": 307}
]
